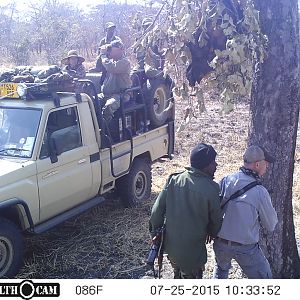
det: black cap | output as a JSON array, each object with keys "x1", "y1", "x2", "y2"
[{"x1": 190, "y1": 143, "x2": 217, "y2": 170}]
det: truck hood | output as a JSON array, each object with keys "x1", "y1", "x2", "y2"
[{"x1": 0, "y1": 158, "x2": 36, "y2": 188}]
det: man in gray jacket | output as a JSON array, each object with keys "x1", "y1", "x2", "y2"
[{"x1": 213, "y1": 145, "x2": 278, "y2": 279}]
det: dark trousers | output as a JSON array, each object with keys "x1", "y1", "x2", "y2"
[
  {"x1": 169, "y1": 256, "x2": 204, "y2": 279},
  {"x1": 174, "y1": 268, "x2": 203, "y2": 279}
]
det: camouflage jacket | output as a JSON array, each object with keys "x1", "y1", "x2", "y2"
[
  {"x1": 99, "y1": 35, "x2": 122, "y2": 51},
  {"x1": 62, "y1": 64, "x2": 86, "y2": 79},
  {"x1": 101, "y1": 54, "x2": 132, "y2": 96}
]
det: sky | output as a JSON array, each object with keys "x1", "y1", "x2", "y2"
[{"x1": 0, "y1": 0, "x2": 141, "y2": 11}]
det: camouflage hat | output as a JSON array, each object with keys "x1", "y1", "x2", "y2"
[
  {"x1": 105, "y1": 21, "x2": 116, "y2": 29},
  {"x1": 142, "y1": 17, "x2": 152, "y2": 27},
  {"x1": 61, "y1": 50, "x2": 85, "y2": 65}
]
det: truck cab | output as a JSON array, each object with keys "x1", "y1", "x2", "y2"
[{"x1": 0, "y1": 79, "x2": 174, "y2": 278}]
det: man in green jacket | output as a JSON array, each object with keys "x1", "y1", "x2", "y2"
[{"x1": 149, "y1": 143, "x2": 222, "y2": 278}]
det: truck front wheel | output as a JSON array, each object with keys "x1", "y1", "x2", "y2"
[
  {"x1": 117, "y1": 158, "x2": 152, "y2": 207},
  {"x1": 0, "y1": 218, "x2": 24, "y2": 278}
]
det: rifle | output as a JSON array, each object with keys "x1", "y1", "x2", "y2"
[{"x1": 147, "y1": 225, "x2": 165, "y2": 278}]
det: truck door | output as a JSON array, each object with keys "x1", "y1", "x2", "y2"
[{"x1": 36, "y1": 105, "x2": 93, "y2": 222}]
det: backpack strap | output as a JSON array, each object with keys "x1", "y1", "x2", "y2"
[
  {"x1": 220, "y1": 181, "x2": 262, "y2": 209},
  {"x1": 219, "y1": 177, "x2": 227, "y2": 201}
]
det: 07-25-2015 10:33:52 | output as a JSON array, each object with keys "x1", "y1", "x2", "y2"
[{"x1": 149, "y1": 284, "x2": 281, "y2": 296}]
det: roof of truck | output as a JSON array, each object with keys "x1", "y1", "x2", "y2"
[
  {"x1": 0, "y1": 81, "x2": 91, "y2": 109},
  {"x1": 0, "y1": 92, "x2": 90, "y2": 110}
]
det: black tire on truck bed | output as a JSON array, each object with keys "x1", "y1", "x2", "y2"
[
  {"x1": 85, "y1": 72, "x2": 103, "y2": 94},
  {"x1": 144, "y1": 78, "x2": 171, "y2": 128}
]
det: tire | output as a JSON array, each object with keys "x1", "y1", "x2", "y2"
[
  {"x1": 84, "y1": 72, "x2": 103, "y2": 94},
  {"x1": 117, "y1": 158, "x2": 152, "y2": 207},
  {"x1": 0, "y1": 218, "x2": 24, "y2": 278},
  {"x1": 144, "y1": 79, "x2": 171, "y2": 127}
]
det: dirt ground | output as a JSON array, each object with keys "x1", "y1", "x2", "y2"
[{"x1": 16, "y1": 95, "x2": 300, "y2": 279}]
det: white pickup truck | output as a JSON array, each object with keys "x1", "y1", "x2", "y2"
[{"x1": 0, "y1": 77, "x2": 174, "y2": 278}]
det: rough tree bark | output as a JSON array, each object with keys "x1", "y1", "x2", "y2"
[{"x1": 249, "y1": 0, "x2": 300, "y2": 278}]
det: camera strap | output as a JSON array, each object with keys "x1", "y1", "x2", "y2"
[{"x1": 220, "y1": 180, "x2": 262, "y2": 209}]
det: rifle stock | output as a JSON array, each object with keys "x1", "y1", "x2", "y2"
[{"x1": 147, "y1": 225, "x2": 166, "y2": 278}]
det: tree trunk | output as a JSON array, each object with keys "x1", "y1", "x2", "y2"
[{"x1": 249, "y1": 0, "x2": 300, "y2": 278}]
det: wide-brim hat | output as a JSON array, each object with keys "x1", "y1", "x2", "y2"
[{"x1": 61, "y1": 50, "x2": 85, "y2": 65}]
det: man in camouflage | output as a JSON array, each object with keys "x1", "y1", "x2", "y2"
[
  {"x1": 92, "y1": 22, "x2": 122, "y2": 85},
  {"x1": 99, "y1": 40, "x2": 132, "y2": 122},
  {"x1": 99, "y1": 22, "x2": 121, "y2": 48},
  {"x1": 61, "y1": 50, "x2": 86, "y2": 79},
  {"x1": 135, "y1": 17, "x2": 164, "y2": 78}
]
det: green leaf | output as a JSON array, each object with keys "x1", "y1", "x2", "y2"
[{"x1": 176, "y1": 13, "x2": 192, "y2": 31}]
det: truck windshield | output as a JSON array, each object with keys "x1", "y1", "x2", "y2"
[{"x1": 0, "y1": 107, "x2": 42, "y2": 158}]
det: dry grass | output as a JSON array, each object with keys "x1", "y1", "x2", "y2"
[{"x1": 16, "y1": 95, "x2": 300, "y2": 279}]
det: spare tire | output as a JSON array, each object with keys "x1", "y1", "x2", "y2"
[
  {"x1": 85, "y1": 72, "x2": 103, "y2": 94},
  {"x1": 144, "y1": 79, "x2": 171, "y2": 127}
]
